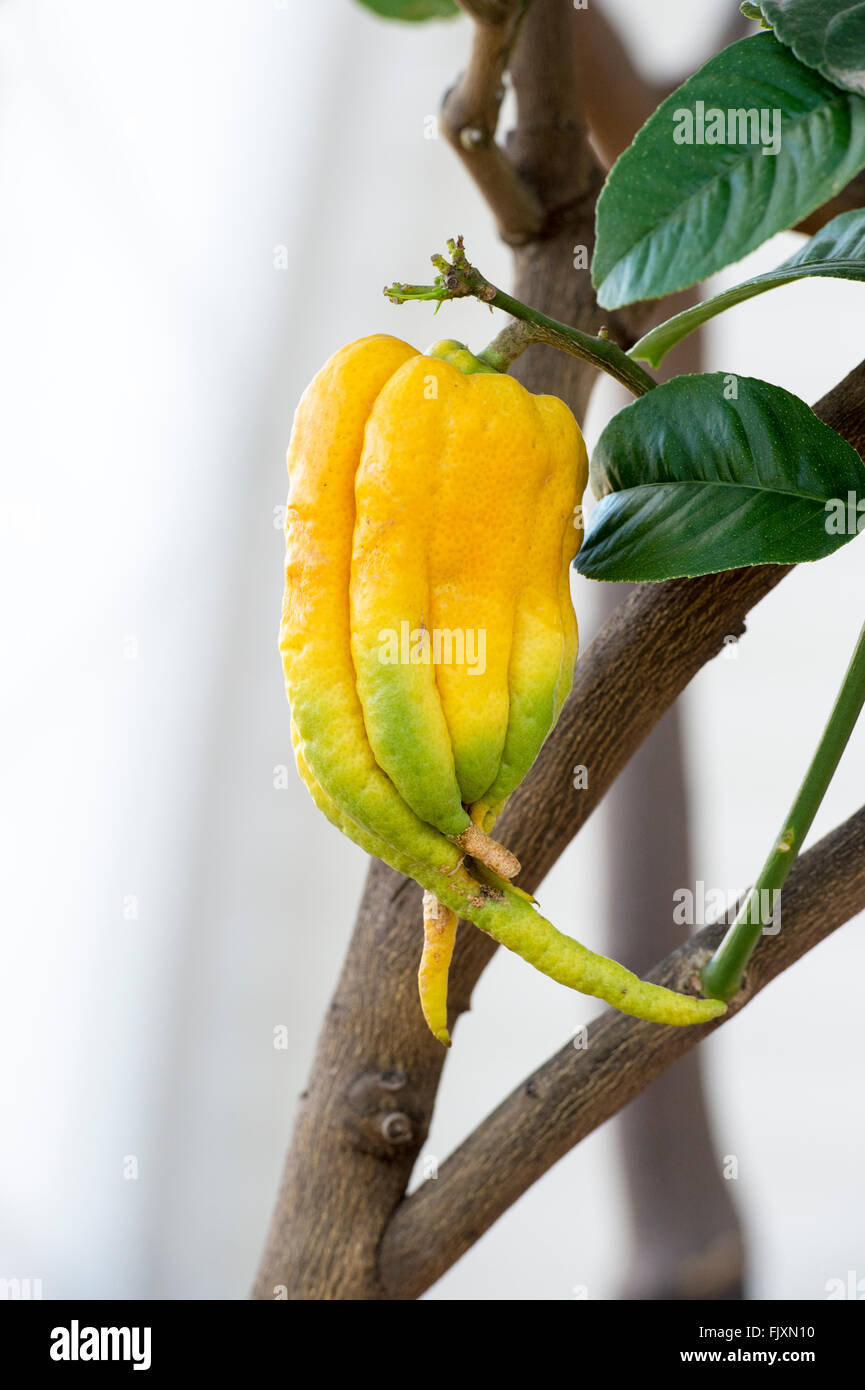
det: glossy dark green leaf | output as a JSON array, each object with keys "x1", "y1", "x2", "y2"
[
  {"x1": 355, "y1": 0, "x2": 460, "y2": 19},
  {"x1": 592, "y1": 33, "x2": 865, "y2": 309},
  {"x1": 575, "y1": 374, "x2": 865, "y2": 581},
  {"x1": 630, "y1": 208, "x2": 865, "y2": 366},
  {"x1": 761, "y1": 0, "x2": 865, "y2": 96}
]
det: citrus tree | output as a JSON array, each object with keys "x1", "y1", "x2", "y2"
[{"x1": 254, "y1": 0, "x2": 865, "y2": 1300}]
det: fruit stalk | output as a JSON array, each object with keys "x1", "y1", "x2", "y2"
[{"x1": 384, "y1": 236, "x2": 658, "y2": 398}]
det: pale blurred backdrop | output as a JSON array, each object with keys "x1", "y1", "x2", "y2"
[{"x1": 2, "y1": 0, "x2": 863, "y2": 1300}]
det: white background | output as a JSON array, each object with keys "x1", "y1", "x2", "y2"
[{"x1": 1, "y1": 0, "x2": 863, "y2": 1299}]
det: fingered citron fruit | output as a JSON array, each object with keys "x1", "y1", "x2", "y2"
[{"x1": 280, "y1": 334, "x2": 726, "y2": 1044}]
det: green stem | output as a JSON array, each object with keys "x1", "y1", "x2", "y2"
[
  {"x1": 486, "y1": 287, "x2": 656, "y2": 396},
  {"x1": 384, "y1": 237, "x2": 657, "y2": 399},
  {"x1": 702, "y1": 619, "x2": 865, "y2": 1001}
]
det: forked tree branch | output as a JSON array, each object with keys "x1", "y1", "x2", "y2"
[
  {"x1": 253, "y1": 356, "x2": 865, "y2": 1299},
  {"x1": 444, "y1": 2, "x2": 544, "y2": 242},
  {"x1": 253, "y1": 0, "x2": 865, "y2": 1299}
]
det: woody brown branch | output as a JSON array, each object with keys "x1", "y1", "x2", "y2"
[{"x1": 252, "y1": 0, "x2": 865, "y2": 1301}]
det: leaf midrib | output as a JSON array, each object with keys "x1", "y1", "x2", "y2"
[{"x1": 592, "y1": 473, "x2": 844, "y2": 504}]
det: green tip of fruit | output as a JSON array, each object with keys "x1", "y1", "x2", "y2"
[{"x1": 699, "y1": 997, "x2": 728, "y2": 1020}]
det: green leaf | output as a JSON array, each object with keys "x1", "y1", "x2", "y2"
[
  {"x1": 760, "y1": 0, "x2": 865, "y2": 97},
  {"x1": 630, "y1": 207, "x2": 865, "y2": 366},
  {"x1": 354, "y1": 0, "x2": 460, "y2": 19},
  {"x1": 575, "y1": 374, "x2": 865, "y2": 582},
  {"x1": 592, "y1": 32, "x2": 865, "y2": 309}
]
